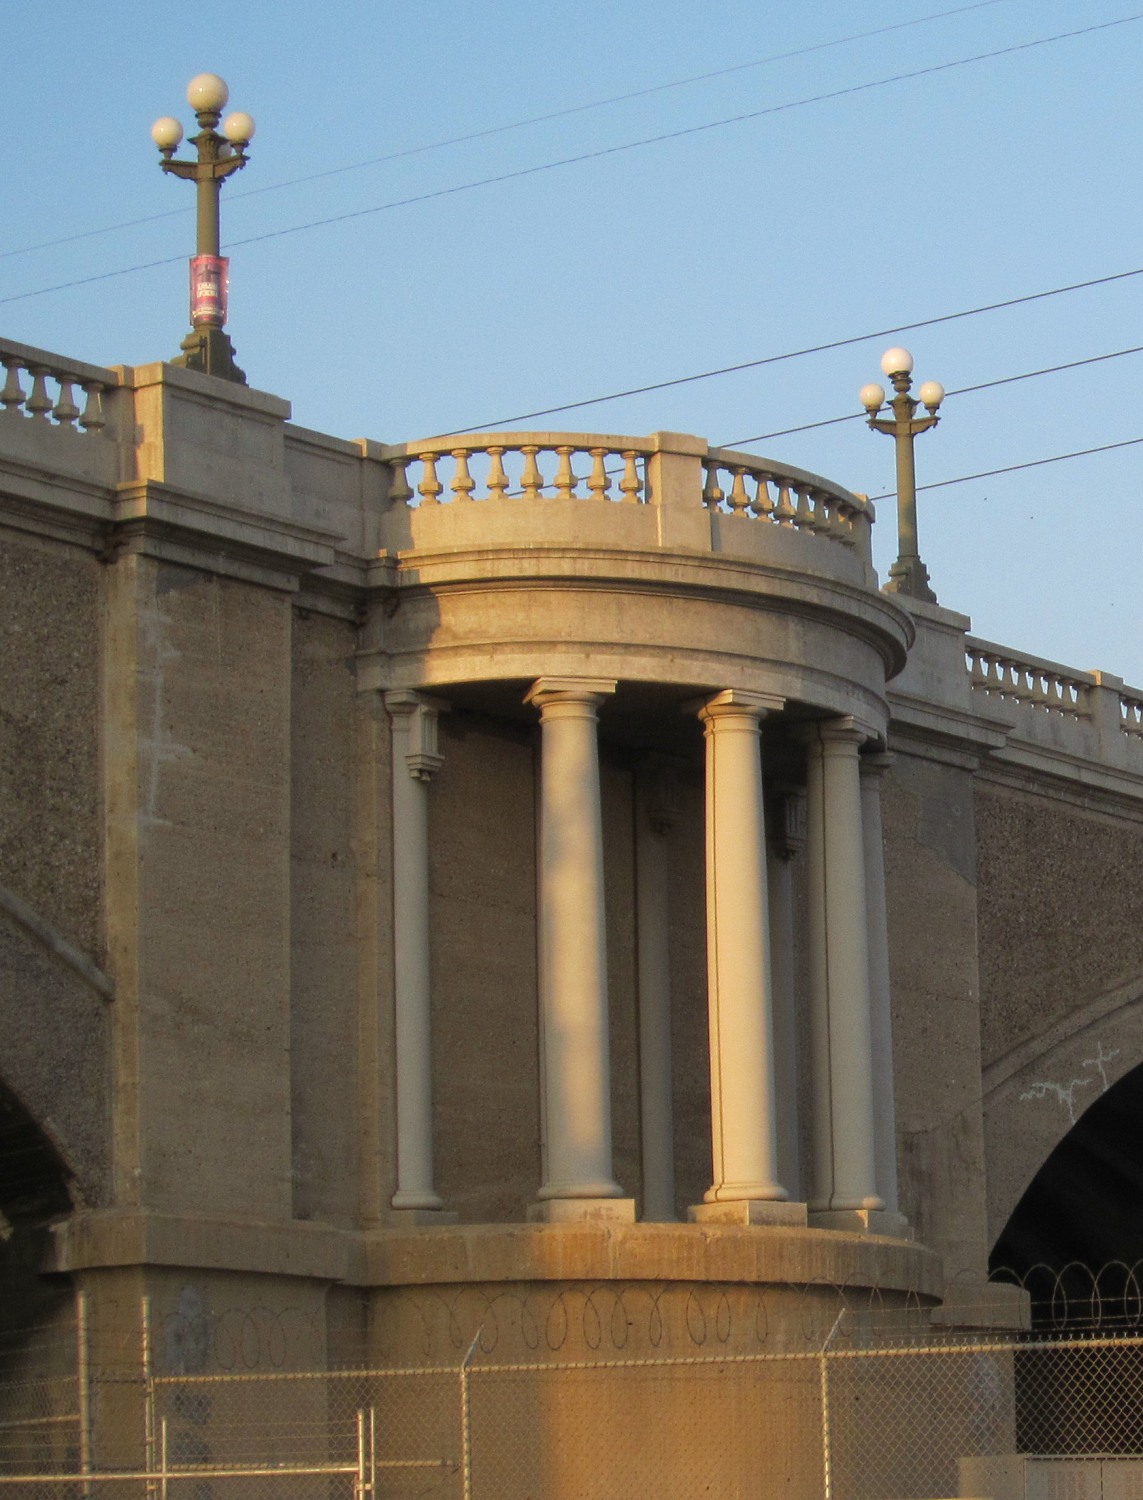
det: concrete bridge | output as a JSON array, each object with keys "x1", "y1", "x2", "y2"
[{"x1": 2, "y1": 332, "x2": 1142, "y2": 1479}]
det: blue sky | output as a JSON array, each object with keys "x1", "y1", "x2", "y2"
[{"x1": 5, "y1": 1, "x2": 1142, "y2": 686}]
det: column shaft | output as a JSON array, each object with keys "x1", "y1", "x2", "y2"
[
  {"x1": 386, "y1": 692, "x2": 445, "y2": 1213},
  {"x1": 805, "y1": 721, "x2": 883, "y2": 1213},
  {"x1": 767, "y1": 792, "x2": 804, "y2": 1201},
  {"x1": 862, "y1": 754, "x2": 900, "y2": 1216},
  {"x1": 635, "y1": 765, "x2": 677, "y2": 1222},
  {"x1": 698, "y1": 691, "x2": 787, "y2": 1205},
  {"x1": 528, "y1": 677, "x2": 625, "y2": 1209}
]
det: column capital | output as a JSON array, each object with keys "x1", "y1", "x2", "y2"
[
  {"x1": 384, "y1": 690, "x2": 447, "y2": 781},
  {"x1": 859, "y1": 748, "x2": 896, "y2": 780},
  {"x1": 636, "y1": 753, "x2": 683, "y2": 835},
  {"x1": 768, "y1": 787, "x2": 806, "y2": 861},
  {"x1": 796, "y1": 715, "x2": 875, "y2": 753},
  {"x1": 526, "y1": 676, "x2": 617, "y2": 712},
  {"x1": 693, "y1": 688, "x2": 785, "y2": 725}
]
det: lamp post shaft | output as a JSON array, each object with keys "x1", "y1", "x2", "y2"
[{"x1": 195, "y1": 168, "x2": 222, "y2": 260}]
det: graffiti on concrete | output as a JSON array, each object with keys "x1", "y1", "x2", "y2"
[{"x1": 1020, "y1": 1040, "x2": 1121, "y2": 1124}]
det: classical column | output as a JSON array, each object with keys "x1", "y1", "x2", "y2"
[
  {"x1": 861, "y1": 750, "x2": 904, "y2": 1222},
  {"x1": 635, "y1": 758, "x2": 678, "y2": 1222},
  {"x1": 803, "y1": 719, "x2": 884, "y2": 1224},
  {"x1": 526, "y1": 677, "x2": 633, "y2": 1221},
  {"x1": 689, "y1": 690, "x2": 804, "y2": 1226},
  {"x1": 767, "y1": 789, "x2": 805, "y2": 1202},
  {"x1": 385, "y1": 690, "x2": 450, "y2": 1217}
]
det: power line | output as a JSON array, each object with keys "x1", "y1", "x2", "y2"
[
  {"x1": 721, "y1": 344, "x2": 1143, "y2": 449},
  {"x1": 445, "y1": 265, "x2": 1143, "y2": 433},
  {"x1": 870, "y1": 434, "x2": 1143, "y2": 499},
  {"x1": 0, "y1": 0, "x2": 1014, "y2": 264},
  {"x1": 4, "y1": 12, "x2": 1137, "y2": 310},
  {"x1": 225, "y1": 16, "x2": 1143, "y2": 250}
]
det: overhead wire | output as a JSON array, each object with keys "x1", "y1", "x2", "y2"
[
  {"x1": 2, "y1": 12, "x2": 1139, "y2": 311},
  {"x1": 870, "y1": 434, "x2": 1143, "y2": 500},
  {"x1": 0, "y1": 0, "x2": 1016, "y2": 263},
  {"x1": 720, "y1": 343, "x2": 1143, "y2": 449},
  {"x1": 446, "y1": 266, "x2": 1143, "y2": 433}
]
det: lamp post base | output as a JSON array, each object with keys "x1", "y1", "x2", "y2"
[
  {"x1": 172, "y1": 325, "x2": 246, "y2": 385},
  {"x1": 884, "y1": 555, "x2": 937, "y2": 604}
]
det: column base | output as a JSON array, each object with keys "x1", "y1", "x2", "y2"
[
  {"x1": 689, "y1": 1200, "x2": 808, "y2": 1228},
  {"x1": 808, "y1": 1208, "x2": 911, "y2": 1238},
  {"x1": 528, "y1": 1198, "x2": 637, "y2": 1224},
  {"x1": 386, "y1": 1207, "x2": 460, "y2": 1227}
]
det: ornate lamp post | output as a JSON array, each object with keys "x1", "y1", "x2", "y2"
[
  {"x1": 151, "y1": 74, "x2": 256, "y2": 384},
  {"x1": 860, "y1": 347, "x2": 944, "y2": 604}
]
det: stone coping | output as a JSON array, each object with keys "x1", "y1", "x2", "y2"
[{"x1": 50, "y1": 1210, "x2": 942, "y2": 1298}]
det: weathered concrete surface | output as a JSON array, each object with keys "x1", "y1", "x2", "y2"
[
  {"x1": 104, "y1": 555, "x2": 294, "y2": 1219},
  {"x1": 976, "y1": 779, "x2": 1143, "y2": 1243},
  {"x1": 882, "y1": 749, "x2": 990, "y2": 1280},
  {"x1": 289, "y1": 609, "x2": 360, "y2": 1226}
]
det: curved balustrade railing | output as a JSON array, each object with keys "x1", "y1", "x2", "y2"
[
  {"x1": 382, "y1": 433, "x2": 873, "y2": 556},
  {"x1": 0, "y1": 338, "x2": 115, "y2": 435},
  {"x1": 386, "y1": 435, "x2": 650, "y2": 507},
  {"x1": 702, "y1": 446, "x2": 870, "y2": 547},
  {"x1": 966, "y1": 639, "x2": 1093, "y2": 720}
]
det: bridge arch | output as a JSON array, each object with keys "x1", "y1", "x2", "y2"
[
  {"x1": 982, "y1": 973, "x2": 1143, "y2": 1255},
  {"x1": 990, "y1": 1049, "x2": 1143, "y2": 1304}
]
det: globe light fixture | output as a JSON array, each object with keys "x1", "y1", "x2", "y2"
[
  {"x1": 151, "y1": 73, "x2": 255, "y2": 384},
  {"x1": 860, "y1": 346, "x2": 945, "y2": 604}
]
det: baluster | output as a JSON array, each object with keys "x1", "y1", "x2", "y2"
[
  {"x1": 0, "y1": 360, "x2": 25, "y2": 414},
  {"x1": 968, "y1": 651, "x2": 988, "y2": 691},
  {"x1": 1029, "y1": 671, "x2": 1049, "y2": 710},
  {"x1": 25, "y1": 366, "x2": 53, "y2": 420},
  {"x1": 701, "y1": 461, "x2": 724, "y2": 510},
  {"x1": 830, "y1": 498, "x2": 854, "y2": 543},
  {"x1": 53, "y1": 378, "x2": 81, "y2": 427},
  {"x1": 417, "y1": 453, "x2": 443, "y2": 507},
  {"x1": 450, "y1": 449, "x2": 476, "y2": 503},
  {"x1": 726, "y1": 467, "x2": 748, "y2": 514},
  {"x1": 752, "y1": 475, "x2": 775, "y2": 520},
  {"x1": 811, "y1": 490, "x2": 836, "y2": 536},
  {"x1": 773, "y1": 483, "x2": 797, "y2": 527},
  {"x1": 79, "y1": 382, "x2": 106, "y2": 432},
  {"x1": 520, "y1": 446, "x2": 544, "y2": 500},
  {"x1": 587, "y1": 449, "x2": 610, "y2": 501},
  {"x1": 554, "y1": 446, "x2": 576, "y2": 501},
  {"x1": 1076, "y1": 683, "x2": 1093, "y2": 719},
  {"x1": 387, "y1": 458, "x2": 414, "y2": 507},
  {"x1": 794, "y1": 486, "x2": 816, "y2": 531},
  {"x1": 487, "y1": 447, "x2": 509, "y2": 499},
  {"x1": 619, "y1": 451, "x2": 641, "y2": 503}
]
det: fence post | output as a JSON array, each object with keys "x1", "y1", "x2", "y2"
[
  {"x1": 460, "y1": 1328, "x2": 481, "y2": 1500},
  {"x1": 142, "y1": 1297, "x2": 157, "y2": 1500},
  {"x1": 820, "y1": 1310, "x2": 844, "y2": 1500},
  {"x1": 355, "y1": 1409, "x2": 366, "y2": 1500},
  {"x1": 76, "y1": 1291, "x2": 92, "y2": 1500}
]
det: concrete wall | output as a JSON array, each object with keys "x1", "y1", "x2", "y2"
[
  {"x1": 289, "y1": 608, "x2": 361, "y2": 1226},
  {"x1": 882, "y1": 746, "x2": 990, "y2": 1279},
  {"x1": 976, "y1": 777, "x2": 1143, "y2": 1245},
  {"x1": 105, "y1": 556, "x2": 294, "y2": 1219},
  {"x1": 0, "y1": 528, "x2": 108, "y2": 1202}
]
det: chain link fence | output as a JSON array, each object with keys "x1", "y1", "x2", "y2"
[{"x1": 2, "y1": 1287, "x2": 1143, "y2": 1500}]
